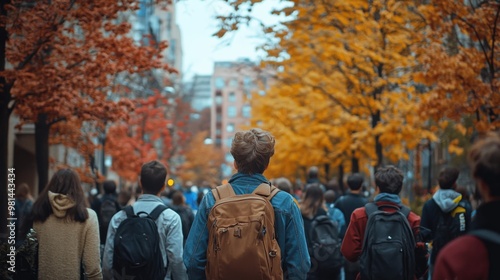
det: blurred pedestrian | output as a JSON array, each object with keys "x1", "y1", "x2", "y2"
[
  {"x1": 433, "y1": 133, "x2": 500, "y2": 279},
  {"x1": 169, "y1": 189, "x2": 195, "y2": 246},
  {"x1": 14, "y1": 182, "x2": 34, "y2": 246},
  {"x1": 302, "y1": 185, "x2": 342, "y2": 280},
  {"x1": 421, "y1": 167, "x2": 471, "y2": 278},
  {"x1": 324, "y1": 190, "x2": 346, "y2": 234},
  {"x1": 90, "y1": 180, "x2": 120, "y2": 257},
  {"x1": 335, "y1": 173, "x2": 368, "y2": 280}
]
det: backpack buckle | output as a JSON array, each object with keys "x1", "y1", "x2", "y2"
[{"x1": 269, "y1": 250, "x2": 277, "y2": 258}]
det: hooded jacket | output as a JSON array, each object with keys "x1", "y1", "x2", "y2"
[
  {"x1": 34, "y1": 191, "x2": 102, "y2": 279},
  {"x1": 421, "y1": 189, "x2": 472, "y2": 264},
  {"x1": 433, "y1": 201, "x2": 500, "y2": 280}
]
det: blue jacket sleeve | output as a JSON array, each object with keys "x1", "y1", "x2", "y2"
[
  {"x1": 282, "y1": 200, "x2": 311, "y2": 279},
  {"x1": 183, "y1": 194, "x2": 211, "y2": 280},
  {"x1": 334, "y1": 208, "x2": 346, "y2": 234}
]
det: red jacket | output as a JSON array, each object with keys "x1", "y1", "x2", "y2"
[
  {"x1": 433, "y1": 235, "x2": 488, "y2": 280},
  {"x1": 340, "y1": 202, "x2": 426, "y2": 280}
]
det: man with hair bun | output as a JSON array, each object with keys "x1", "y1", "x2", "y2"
[{"x1": 184, "y1": 128, "x2": 310, "y2": 280}]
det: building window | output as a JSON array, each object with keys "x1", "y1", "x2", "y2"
[
  {"x1": 242, "y1": 105, "x2": 251, "y2": 118},
  {"x1": 225, "y1": 137, "x2": 233, "y2": 147},
  {"x1": 226, "y1": 123, "x2": 235, "y2": 132},
  {"x1": 243, "y1": 76, "x2": 252, "y2": 88},
  {"x1": 228, "y1": 106, "x2": 237, "y2": 118},
  {"x1": 230, "y1": 78, "x2": 238, "y2": 87},
  {"x1": 229, "y1": 92, "x2": 236, "y2": 103},
  {"x1": 215, "y1": 77, "x2": 225, "y2": 89},
  {"x1": 215, "y1": 95, "x2": 222, "y2": 105}
]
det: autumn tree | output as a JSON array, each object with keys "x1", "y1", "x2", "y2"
[
  {"x1": 217, "y1": 0, "x2": 435, "y2": 180},
  {"x1": 0, "y1": 0, "x2": 172, "y2": 233},
  {"x1": 418, "y1": 0, "x2": 500, "y2": 134},
  {"x1": 106, "y1": 93, "x2": 171, "y2": 182},
  {"x1": 177, "y1": 131, "x2": 224, "y2": 187}
]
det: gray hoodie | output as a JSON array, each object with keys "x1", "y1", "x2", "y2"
[{"x1": 432, "y1": 189, "x2": 462, "y2": 213}]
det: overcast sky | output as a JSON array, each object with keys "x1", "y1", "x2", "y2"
[{"x1": 175, "y1": 0, "x2": 285, "y2": 81}]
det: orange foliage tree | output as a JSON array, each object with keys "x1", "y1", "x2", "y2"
[
  {"x1": 418, "y1": 0, "x2": 500, "y2": 135},
  {"x1": 106, "y1": 93, "x2": 171, "y2": 182},
  {"x1": 106, "y1": 92, "x2": 190, "y2": 183},
  {"x1": 0, "y1": 0, "x2": 172, "y2": 232},
  {"x1": 177, "y1": 131, "x2": 224, "y2": 187}
]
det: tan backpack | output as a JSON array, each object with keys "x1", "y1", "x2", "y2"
[{"x1": 206, "y1": 183, "x2": 283, "y2": 280}]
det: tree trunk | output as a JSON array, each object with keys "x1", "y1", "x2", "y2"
[
  {"x1": 372, "y1": 110, "x2": 383, "y2": 171},
  {"x1": 35, "y1": 114, "x2": 50, "y2": 192},
  {"x1": 338, "y1": 164, "x2": 345, "y2": 195},
  {"x1": 0, "y1": 0, "x2": 11, "y2": 236},
  {"x1": 351, "y1": 155, "x2": 359, "y2": 173},
  {"x1": 324, "y1": 163, "x2": 330, "y2": 183}
]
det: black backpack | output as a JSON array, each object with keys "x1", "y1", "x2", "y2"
[
  {"x1": 360, "y1": 203, "x2": 416, "y2": 280},
  {"x1": 430, "y1": 201, "x2": 468, "y2": 264},
  {"x1": 112, "y1": 205, "x2": 167, "y2": 280},
  {"x1": 309, "y1": 215, "x2": 344, "y2": 275},
  {"x1": 100, "y1": 197, "x2": 118, "y2": 229}
]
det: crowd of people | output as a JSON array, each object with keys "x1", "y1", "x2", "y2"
[{"x1": 11, "y1": 128, "x2": 500, "y2": 280}]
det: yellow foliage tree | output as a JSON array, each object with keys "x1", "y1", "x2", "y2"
[{"x1": 232, "y1": 0, "x2": 437, "y2": 180}]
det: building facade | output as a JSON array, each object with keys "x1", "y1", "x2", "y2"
[{"x1": 210, "y1": 58, "x2": 272, "y2": 177}]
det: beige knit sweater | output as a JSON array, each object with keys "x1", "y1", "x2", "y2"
[{"x1": 34, "y1": 191, "x2": 102, "y2": 280}]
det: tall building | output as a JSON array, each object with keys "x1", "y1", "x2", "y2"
[
  {"x1": 210, "y1": 58, "x2": 272, "y2": 178},
  {"x1": 185, "y1": 74, "x2": 212, "y2": 112}
]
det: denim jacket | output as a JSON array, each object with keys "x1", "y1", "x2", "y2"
[
  {"x1": 102, "y1": 194, "x2": 187, "y2": 280},
  {"x1": 183, "y1": 173, "x2": 311, "y2": 280}
]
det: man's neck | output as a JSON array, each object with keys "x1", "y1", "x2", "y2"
[{"x1": 350, "y1": 189, "x2": 362, "y2": 195}]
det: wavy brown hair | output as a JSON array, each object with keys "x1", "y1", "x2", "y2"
[
  {"x1": 230, "y1": 128, "x2": 275, "y2": 174},
  {"x1": 300, "y1": 184, "x2": 325, "y2": 219},
  {"x1": 32, "y1": 169, "x2": 89, "y2": 223}
]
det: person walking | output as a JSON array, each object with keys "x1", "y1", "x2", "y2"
[
  {"x1": 31, "y1": 169, "x2": 102, "y2": 279},
  {"x1": 102, "y1": 160, "x2": 187, "y2": 280},
  {"x1": 302, "y1": 185, "x2": 342, "y2": 280},
  {"x1": 433, "y1": 133, "x2": 500, "y2": 279},
  {"x1": 421, "y1": 167, "x2": 472, "y2": 277},
  {"x1": 183, "y1": 128, "x2": 310, "y2": 280},
  {"x1": 341, "y1": 166, "x2": 428, "y2": 280},
  {"x1": 335, "y1": 173, "x2": 368, "y2": 280}
]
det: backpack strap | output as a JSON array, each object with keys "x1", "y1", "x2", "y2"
[
  {"x1": 149, "y1": 204, "x2": 168, "y2": 221},
  {"x1": 253, "y1": 183, "x2": 280, "y2": 201},
  {"x1": 124, "y1": 205, "x2": 135, "y2": 218},
  {"x1": 212, "y1": 183, "x2": 237, "y2": 202},
  {"x1": 364, "y1": 202, "x2": 379, "y2": 216},
  {"x1": 469, "y1": 229, "x2": 500, "y2": 245}
]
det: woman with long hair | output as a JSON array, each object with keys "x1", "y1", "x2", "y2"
[
  {"x1": 301, "y1": 183, "x2": 341, "y2": 280},
  {"x1": 31, "y1": 168, "x2": 102, "y2": 279}
]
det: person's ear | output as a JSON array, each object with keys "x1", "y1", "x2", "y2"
[{"x1": 233, "y1": 161, "x2": 238, "y2": 170}]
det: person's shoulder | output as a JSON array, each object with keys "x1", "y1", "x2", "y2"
[
  {"x1": 87, "y1": 207, "x2": 98, "y2": 218},
  {"x1": 352, "y1": 205, "x2": 367, "y2": 217},
  {"x1": 439, "y1": 234, "x2": 488, "y2": 259}
]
